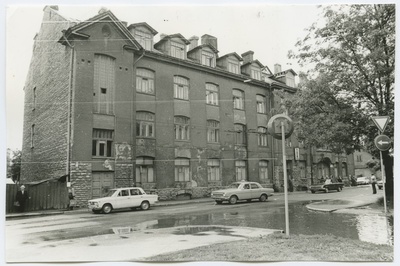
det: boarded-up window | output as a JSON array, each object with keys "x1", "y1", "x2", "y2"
[{"x1": 93, "y1": 54, "x2": 115, "y2": 114}]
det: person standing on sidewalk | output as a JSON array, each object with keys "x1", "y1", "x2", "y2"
[
  {"x1": 370, "y1": 174, "x2": 377, "y2": 194},
  {"x1": 16, "y1": 185, "x2": 29, "y2": 212}
]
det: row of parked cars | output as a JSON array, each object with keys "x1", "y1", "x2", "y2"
[{"x1": 87, "y1": 177, "x2": 384, "y2": 214}]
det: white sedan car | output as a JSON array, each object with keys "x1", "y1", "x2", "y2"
[
  {"x1": 211, "y1": 181, "x2": 274, "y2": 204},
  {"x1": 88, "y1": 187, "x2": 158, "y2": 214}
]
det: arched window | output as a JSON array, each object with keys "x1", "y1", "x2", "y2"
[
  {"x1": 174, "y1": 116, "x2": 190, "y2": 140},
  {"x1": 233, "y1": 89, "x2": 245, "y2": 110},
  {"x1": 136, "y1": 111, "x2": 155, "y2": 138},
  {"x1": 136, "y1": 68, "x2": 155, "y2": 94},
  {"x1": 174, "y1": 76, "x2": 189, "y2": 100},
  {"x1": 256, "y1": 95, "x2": 267, "y2": 114},
  {"x1": 206, "y1": 83, "x2": 219, "y2": 105}
]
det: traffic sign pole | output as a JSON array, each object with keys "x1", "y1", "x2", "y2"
[
  {"x1": 380, "y1": 150, "x2": 387, "y2": 214},
  {"x1": 281, "y1": 121, "x2": 290, "y2": 236}
]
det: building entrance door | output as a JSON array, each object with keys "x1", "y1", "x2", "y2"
[{"x1": 92, "y1": 172, "x2": 114, "y2": 198}]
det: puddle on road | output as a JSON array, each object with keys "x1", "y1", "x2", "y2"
[{"x1": 172, "y1": 226, "x2": 245, "y2": 238}]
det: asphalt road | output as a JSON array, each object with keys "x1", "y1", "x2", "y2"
[{"x1": 5, "y1": 185, "x2": 382, "y2": 262}]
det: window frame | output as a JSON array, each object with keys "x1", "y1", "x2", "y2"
[
  {"x1": 92, "y1": 129, "x2": 114, "y2": 158},
  {"x1": 234, "y1": 123, "x2": 246, "y2": 145},
  {"x1": 174, "y1": 76, "x2": 190, "y2": 100},
  {"x1": 136, "y1": 68, "x2": 155, "y2": 95},
  {"x1": 174, "y1": 116, "x2": 190, "y2": 141},
  {"x1": 256, "y1": 95, "x2": 267, "y2": 114},
  {"x1": 175, "y1": 158, "x2": 191, "y2": 182},
  {"x1": 206, "y1": 83, "x2": 219, "y2": 106},
  {"x1": 136, "y1": 111, "x2": 155, "y2": 138},
  {"x1": 93, "y1": 54, "x2": 115, "y2": 115},
  {"x1": 259, "y1": 160, "x2": 269, "y2": 183},
  {"x1": 207, "y1": 159, "x2": 221, "y2": 181},
  {"x1": 201, "y1": 50, "x2": 216, "y2": 67},
  {"x1": 235, "y1": 160, "x2": 247, "y2": 181},
  {"x1": 257, "y1": 127, "x2": 268, "y2": 147},
  {"x1": 135, "y1": 156, "x2": 155, "y2": 184},
  {"x1": 233, "y1": 89, "x2": 245, "y2": 110},
  {"x1": 207, "y1": 120, "x2": 220, "y2": 143},
  {"x1": 171, "y1": 41, "x2": 185, "y2": 59}
]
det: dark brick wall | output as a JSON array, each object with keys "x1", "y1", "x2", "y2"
[{"x1": 21, "y1": 6, "x2": 73, "y2": 182}]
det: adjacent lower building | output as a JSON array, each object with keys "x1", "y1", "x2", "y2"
[{"x1": 21, "y1": 6, "x2": 355, "y2": 207}]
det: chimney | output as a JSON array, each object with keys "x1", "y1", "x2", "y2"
[
  {"x1": 98, "y1": 7, "x2": 109, "y2": 14},
  {"x1": 188, "y1": 36, "x2": 199, "y2": 51},
  {"x1": 201, "y1": 34, "x2": 218, "y2": 50},
  {"x1": 241, "y1": 51, "x2": 254, "y2": 64},
  {"x1": 274, "y1": 64, "x2": 282, "y2": 74},
  {"x1": 160, "y1": 33, "x2": 167, "y2": 40}
]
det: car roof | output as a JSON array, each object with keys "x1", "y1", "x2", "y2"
[{"x1": 110, "y1": 187, "x2": 142, "y2": 190}]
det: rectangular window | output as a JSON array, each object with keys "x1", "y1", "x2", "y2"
[
  {"x1": 174, "y1": 76, "x2": 189, "y2": 100},
  {"x1": 136, "y1": 68, "x2": 155, "y2": 94},
  {"x1": 32, "y1": 87, "x2": 36, "y2": 110},
  {"x1": 135, "y1": 30, "x2": 152, "y2": 50},
  {"x1": 207, "y1": 159, "x2": 220, "y2": 181},
  {"x1": 136, "y1": 112, "x2": 155, "y2": 138},
  {"x1": 235, "y1": 124, "x2": 246, "y2": 145},
  {"x1": 175, "y1": 116, "x2": 190, "y2": 140},
  {"x1": 356, "y1": 155, "x2": 362, "y2": 162},
  {"x1": 235, "y1": 160, "x2": 247, "y2": 181},
  {"x1": 227, "y1": 59, "x2": 240, "y2": 74},
  {"x1": 93, "y1": 54, "x2": 115, "y2": 114},
  {"x1": 251, "y1": 66, "x2": 261, "y2": 80},
  {"x1": 135, "y1": 157, "x2": 155, "y2": 184},
  {"x1": 258, "y1": 127, "x2": 268, "y2": 147},
  {"x1": 31, "y1": 124, "x2": 35, "y2": 148},
  {"x1": 201, "y1": 50, "x2": 215, "y2": 67},
  {"x1": 256, "y1": 95, "x2": 267, "y2": 114},
  {"x1": 92, "y1": 129, "x2": 114, "y2": 157},
  {"x1": 175, "y1": 158, "x2": 190, "y2": 182},
  {"x1": 233, "y1": 89, "x2": 245, "y2": 110},
  {"x1": 206, "y1": 83, "x2": 219, "y2": 105},
  {"x1": 207, "y1": 120, "x2": 220, "y2": 143},
  {"x1": 171, "y1": 42, "x2": 185, "y2": 59},
  {"x1": 259, "y1": 161, "x2": 269, "y2": 183}
]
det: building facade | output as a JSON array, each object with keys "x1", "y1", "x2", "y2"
[{"x1": 21, "y1": 6, "x2": 355, "y2": 206}]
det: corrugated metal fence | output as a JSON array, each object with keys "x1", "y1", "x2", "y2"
[{"x1": 6, "y1": 181, "x2": 69, "y2": 213}]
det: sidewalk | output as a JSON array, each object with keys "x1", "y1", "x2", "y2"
[
  {"x1": 306, "y1": 190, "x2": 383, "y2": 212},
  {"x1": 6, "y1": 188, "x2": 383, "y2": 219}
]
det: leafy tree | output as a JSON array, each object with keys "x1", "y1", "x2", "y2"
[
  {"x1": 9, "y1": 149, "x2": 22, "y2": 183},
  {"x1": 287, "y1": 4, "x2": 395, "y2": 197}
]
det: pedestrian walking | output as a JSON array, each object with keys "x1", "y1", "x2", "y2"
[
  {"x1": 371, "y1": 174, "x2": 377, "y2": 194},
  {"x1": 15, "y1": 185, "x2": 29, "y2": 212}
]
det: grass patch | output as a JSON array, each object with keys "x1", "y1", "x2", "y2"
[{"x1": 145, "y1": 233, "x2": 393, "y2": 262}]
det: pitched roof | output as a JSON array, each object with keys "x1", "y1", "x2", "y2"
[
  {"x1": 61, "y1": 9, "x2": 142, "y2": 50},
  {"x1": 217, "y1": 52, "x2": 243, "y2": 61},
  {"x1": 155, "y1": 33, "x2": 191, "y2": 46},
  {"x1": 128, "y1": 22, "x2": 158, "y2": 35},
  {"x1": 188, "y1": 43, "x2": 219, "y2": 54},
  {"x1": 242, "y1": 59, "x2": 264, "y2": 68}
]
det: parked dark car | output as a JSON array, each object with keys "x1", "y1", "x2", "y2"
[{"x1": 309, "y1": 183, "x2": 344, "y2": 193}]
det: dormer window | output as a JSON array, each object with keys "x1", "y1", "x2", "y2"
[
  {"x1": 171, "y1": 41, "x2": 185, "y2": 59},
  {"x1": 135, "y1": 30, "x2": 153, "y2": 50},
  {"x1": 201, "y1": 50, "x2": 215, "y2": 67},
  {"x1": 228, "y1": 59, "x2": 240, "y2": 74},
  {"x1": 251, "y1": 66, "x2": 261, "y2": 80}
]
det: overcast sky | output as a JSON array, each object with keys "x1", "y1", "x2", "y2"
[{"x1": 2, "y1": 0, "x2": 396, "y2": 151}]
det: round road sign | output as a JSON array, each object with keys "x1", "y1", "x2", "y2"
[
  {"x1": 374, "y1": 135, "x2": 391, "y2": 151},
  {"x1": 267, "y1": 114, "x2": 294, "y2": 139}
]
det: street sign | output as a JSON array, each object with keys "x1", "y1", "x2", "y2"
[
  {"x1": 374, "y1": 135, "x2": 391, "y2": 151},
  {"x1": 371, "y1": 116, "x2": 390, "y2": 133},
  {"x1": 267, "y1": 114, "x2": 294, "y2": 139}
]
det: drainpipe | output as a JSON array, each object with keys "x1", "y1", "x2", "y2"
[
  {"x1": 130, "y1": 48, "x2": 145, "y2": 186},
  {"x1": 64, "y1": 30, "x2": 75, "y2": 186}
]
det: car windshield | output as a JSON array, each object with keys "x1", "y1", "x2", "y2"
[
  {"x1": 104, "y1": 190, "x2": 117, "y2": 197},
  {"x1": 228, "y1": 183, "x2": 241, "y2": 189}
]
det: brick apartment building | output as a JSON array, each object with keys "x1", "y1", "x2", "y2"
[{"x1": 21, "y1": 6, "x2": 355, "y2": 206}]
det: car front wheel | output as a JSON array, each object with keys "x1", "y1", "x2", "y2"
[
  {"x1": 229, "y1": 196, "x2": 238, "y2": 205},
  {"x1": 140, "y1": 201, "x2": 150, "y2": 210},
  {"x1": 259, "y1": 194, "x2": 268, "y2": 202},
  {"x1": 102, "y1": 204, "x2": 113, "y2": 214}
]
